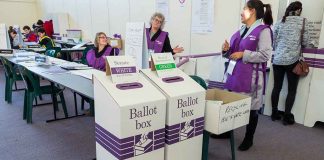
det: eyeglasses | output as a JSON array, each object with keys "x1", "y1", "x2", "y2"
[
  {"x1": 153, "y1": 18, "x2": 163, "y2": 24},
  {"x1": 98, "y1": 36, "x2": 108, "y2": 39}
]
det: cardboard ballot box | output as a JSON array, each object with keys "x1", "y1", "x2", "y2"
[
  {"x1": 204, "y1": 88, "x2": 251, "y2": 135},
  {"x1": 140, "y1": 68, "x2": 206, "y2": 160},
  {"x1": 93, "y1": 71, "x2": 166, "y2": 160}
]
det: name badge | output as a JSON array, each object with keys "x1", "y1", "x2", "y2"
[{"x1": 226, "y1": 60, "x2": 237, "y2": 75}]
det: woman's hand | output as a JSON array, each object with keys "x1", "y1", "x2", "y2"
[
  {"x1": 229, "y1": 52, "x2": 244, "y2": 61},
  {"x1": 222, "y1": 40, "x2": 230, "y2": 52},
  {"x1": 173, "y1": 45, "x2": 184, "y2": 54}
]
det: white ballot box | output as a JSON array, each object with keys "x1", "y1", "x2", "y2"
[
  {"x1": 93, "y1": 56, "x2": 166, "y2": 160},
  {"x1": 140, "y1": 65, "x2": 206, "y2": 160}
]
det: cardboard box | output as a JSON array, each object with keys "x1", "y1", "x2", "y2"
[
  {"x1": 140, "y1": 68, "x2": 206, "y2": 160},
  {"x1": 109, "y1": 38, "x2": 123, "y2": 49},
  {"x1": 205, "y1": 88, "x2": 251, "y2": 135},
  {"x1": 93, "y1": 72, "x2": 166, "y2": 160}
]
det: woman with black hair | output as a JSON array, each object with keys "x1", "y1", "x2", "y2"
[
  {"x1": 221, "y1": 0, "x2": 273, "y2": 151},
  {"x1": 271, "y1": 1, "x2": 310, "y2": 125}
]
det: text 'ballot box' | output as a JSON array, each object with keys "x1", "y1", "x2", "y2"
[
  {"x1": 140, "y1": 68, "x2": 206, "y2": 160},
  {"x1": 93, "y1": 72, "x2": 166, "y2": 160}
]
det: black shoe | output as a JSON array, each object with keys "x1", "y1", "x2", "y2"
[
  {"x1": 271, "y1": 110, "x2": 281, "y2": 121},
  {"x1": 238, "y1": 138, "x2": 253, "y2": 151},
  {"x1": 210, "y1": 132, "x2": 231, "y2": 139},
  {"x1": 283, "y1": 113, "x2": 295, "y2": 125}
]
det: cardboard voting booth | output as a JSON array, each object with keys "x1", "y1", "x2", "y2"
[
  {"x1": 93, "y1": 56, "x2": 166, "y2": 160},
  {"x1": 140, "y1": 53, "x2": 206, "y2": 160},
  {"x1": 0, "y1": 24, "x2": 11, "y2": 49},
  {"x1": 204, "y1": 88, "x2": 251, "y2": 134}
]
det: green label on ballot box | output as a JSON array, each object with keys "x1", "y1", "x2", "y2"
[{"x1": 155, "y1": 63, "x2": 176, "y2": 71}]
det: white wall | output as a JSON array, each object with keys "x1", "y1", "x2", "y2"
[
  {"x1": 36, "y1": 0, "x2": 242, "y2": 52},
  {"x1": 36, "y1": 0, "x2": 244, "y2": 79},
  {"x1": 0, "y1": 0, "x2": 39, "y2": 27}
]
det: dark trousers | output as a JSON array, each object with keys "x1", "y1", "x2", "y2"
[
  {"x1": 271, "y1": 62, "x2": 299, "y2": 114},
  {"x1": 244, "y1": 110, "x2": 259, "y2": 141}
]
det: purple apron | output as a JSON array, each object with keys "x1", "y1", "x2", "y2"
[
  {"x1": 146, "y1": 28, "x2": 168, "y2": 53},
  {"x1": 86, "y1": 47, "x2": 113, "y2": 71},
  {"x1": 224, "y1": 25, "x2": 271, "y2": 93}
]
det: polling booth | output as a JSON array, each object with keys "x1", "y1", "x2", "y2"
[
  {"x1": 140, "y1": 53, "x2": 206, "y2": 160},
  {"x1": 304, "y1": 49, "x2": 324, "y2": 127},
  {"x1": 0, "y1": 24, "x2": 11, "y2": 49},
  {"x1": 93, "y1": 56, "x2": 166, "y2": 160}
]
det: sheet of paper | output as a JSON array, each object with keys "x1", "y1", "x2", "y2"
[
  {"x1": 191, "y1": 0, "x2": 214, "y2": 34},
  {"x1": 125, "y1": 22, "x2": 146, "y2": 68},
  {"x1": 156, "y1": 0, "x2": 169, "y2": 21}
]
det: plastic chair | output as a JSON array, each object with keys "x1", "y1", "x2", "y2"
[
  {"x1": 19, "y1": 66, "x2": 68, "y2": 123},
  {"x1": 189, "y1": 75, "x2": 236, "y2": 160},
  {"x1": 76, "y1": 45, "x2": 94, "y2": 65},
  {"x1": 0, "y1": 57, "x2": 23, "y2": 103}
]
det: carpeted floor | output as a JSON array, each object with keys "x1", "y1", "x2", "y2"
[{"x1": 1, "y1": 66, "x2": 324, "y2": 160}]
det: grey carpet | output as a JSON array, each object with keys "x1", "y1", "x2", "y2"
[{"x1": 0, "y1": 66, "x2": 324, "y2": 160}]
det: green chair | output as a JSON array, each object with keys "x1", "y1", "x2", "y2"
[
  {"x1": 19, "y1": 66, "x2": 68, "y2": 123},
  {"x1": 0, "y1": 57, "x2": 23, "y2": 103},
  {"x1": 189, "y1": 75, "x2": 235, "y2": 160},
  {"x1": 75, "y1": 45, "x2": 94, "y2": 65},
  {"x1": 45, "y1": 47, "x2": 62, "y2": 58}
]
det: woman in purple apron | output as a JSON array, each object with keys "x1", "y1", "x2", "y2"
[
  {"x1": 146, "y1": 12, "x2": 184, "y2": 55},
  {"x1": 222, "y1": 0, "x2": 273, "y2": 151},
  {"x1": 86, "y1": 32, "x2": 116, "y2": 71}
]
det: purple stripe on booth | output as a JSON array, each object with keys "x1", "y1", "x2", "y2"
[
  {"x1": 317, "y1": 49, "x2": 324, "y2": 54},
  {"x1": 303, "y1": 48, "x2": 318, "y2": 54},
  {"x1": 304, "y1": 58, "x2": 324, "y2": 63},
  {"x1": 312, "y1": 65, "x2": 324, "y2": 69}
]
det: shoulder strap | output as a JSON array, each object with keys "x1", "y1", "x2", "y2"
[{"x1": 300, "y1": 18, "x2": 305, "y2": 57}]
